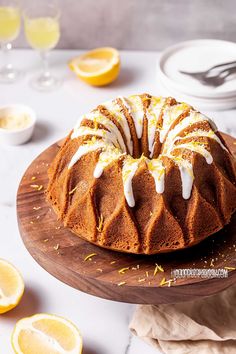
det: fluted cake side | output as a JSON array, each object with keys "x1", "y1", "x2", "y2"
[{"x1": 46, "y1": 94, "x2": 236, "y2": 254}]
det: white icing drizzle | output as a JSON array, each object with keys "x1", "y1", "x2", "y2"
[
  {"x1": 146, "y1": 97, "x2": 164, "y2": 157},
  {"x1": 68, "y1": 139, "x2": 107, "y2": 169},
  {"x1": 71, "y1": 125, "x2": 119, "y2": 148},
  {"x1": 146, "y1": 158, "x2": 165, "y2": 193},
  {"x1": 72, "y1": 114, "x2": 87, "y2": 131},
  {"x1": 172, "y1": 142, "x2": 213, "y2": 164},
  {"x1": 170, "y1": 157, "x2": 194, "y2": 199},
  {"x1": 159, "y1": 103, "x2": 189, "y2": 143},
  {"x1": 73, "y1": 110, "x2": 127, "y2": 153},
  {"x1": 162, "y1": 110, "x2": 216, "y2": 154},
  {"x1": 68, "y1": 95, "x2": 228, "y2": 206},
  {"x1": 119, "y1": 96, "x2": 131, "y2": 114},
  {"x1": 102, "y1": 98, "x2": 133, "y2": 154},
  {"x1": 122, "y1": 157, "x2": 140, "y2": 207},
  {"x1": 124, "y1": 95, "x2": 144, "y2": 139},
  {"x1": 171, "y1": 130, "x2": 228, "y2": 153},
  {"x1": 94, "y1": 146, "x2": 124, "y2": 178},
  {"x1": 179, "y1": 162, "x2": 194, "y2": 200}
]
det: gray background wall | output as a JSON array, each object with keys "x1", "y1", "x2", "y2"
[{"x1": 16, "y1": 0, "x2": 236, "y2": 50}]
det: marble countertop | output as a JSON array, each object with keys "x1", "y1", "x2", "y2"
[{"x1": 0, "y1": 49, "x2": 236, "y2": 354}]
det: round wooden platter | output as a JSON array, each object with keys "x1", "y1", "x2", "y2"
[{"x1": 17, "y1": 133, "x2": 236, "y2": 305}]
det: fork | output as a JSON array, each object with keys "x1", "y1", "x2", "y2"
[
  {"x1": 198, "y1": 66, "x2": 236, "y2": 86},
  {"x1": 179, "y1": 60, "x2": 236, "y2": 81},
  {"x1": 180, "y1": 64, "x2": 236, "y2": 87}
]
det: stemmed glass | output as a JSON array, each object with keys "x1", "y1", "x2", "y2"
[
  {"x1": 0, "y1": 0, "x2": 21, "y2": 83},
  {"x1": 23, "y1": 1, "x2": 61, "y2": 91}
]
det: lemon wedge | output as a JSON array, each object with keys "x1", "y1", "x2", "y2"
[
  {"x1": 69, "y1": 47, "x2": 120, "y2": 86},
  {"x1": 0, "y1": 259, "x2": 24, "y2": 314},
  {"x1": 12, "y1": 313, "x2": 83, "y2": 354}
]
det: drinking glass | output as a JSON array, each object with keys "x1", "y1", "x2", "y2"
[
  {"x1": 23, "y1": 1, "x2": 60, "y2": 91},
  {"x1": 0, "y1": 0, "x2": 21, "y2": 83}
]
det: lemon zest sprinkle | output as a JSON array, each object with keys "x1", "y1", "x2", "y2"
[
  {"x1": 118, "y1": 281, "x2": 126, "y2": 286},
  {"x1": 154, "y1": 264, "x2": 164, "y2": 276},
  {"x1": 97, "y1": 214, "x2": 104, "y2": 232},
  {"x1": 224, "y1": 266, "x2": 236, "y2": 270},
  {"x1": 159, "y1": 277, "x2": 174, "y2": 287},
  {"x1": 138, "y1": 278, "x2": 146, "y2": 282},
  {"x1": 159, "y1": 277, "x2": 166, "y2": 286},
  {"x1": 69, "y1": 186, "x2": 77, "y2": 195},
  {"x1": 118, "y1": 267, "x2": 129, "y2": 274},
  {"x1": 84, "y1": 253, "x2": 97, "y2": 261}
]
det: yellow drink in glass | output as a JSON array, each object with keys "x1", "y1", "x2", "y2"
[
  {"x1": 0, "y1": 6, "x2": 20, "y2": 42},
  {"x1": 24, "y1": 17, "x2": 60, "y2": 51},
  {"x1": 23, "y1": 1, "x2": 61, "y2": 91},
  {"x1": 0, "y1": 0, "x2": 21, "y2": 83}
]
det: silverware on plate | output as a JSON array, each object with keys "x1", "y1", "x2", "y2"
[{"x1": 179, "y1": 60, "x2": 236, "y2": 87}]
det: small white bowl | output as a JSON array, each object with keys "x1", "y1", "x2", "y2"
[{"x1": 0, "y1": 104, "x2": 36, "y2": 145}]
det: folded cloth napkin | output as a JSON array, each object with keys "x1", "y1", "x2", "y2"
[{"x1": 129, "y1": 285, "x2": 236, "y2": 354}]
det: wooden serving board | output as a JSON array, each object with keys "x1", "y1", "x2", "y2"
[{"x1": 17, "y1": 133, "x2": 236, "y2": 305}]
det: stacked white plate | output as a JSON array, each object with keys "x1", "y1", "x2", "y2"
[{"x1": 157, "y1": 39, "x2": 236, "y2": 110}]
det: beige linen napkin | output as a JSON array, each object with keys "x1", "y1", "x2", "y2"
[{"x1": 130, "y1": 285, "x2": 236, "y2": 354}]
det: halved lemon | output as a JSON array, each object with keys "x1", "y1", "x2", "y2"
[
  {"x1": 12, "y1": 313, "x2": 83, "y2": 354},
  {"x1": 69, "y1": 47, "x2": 120, "y2": 86},
  {"x1": 0, "y1": 259, "x2": 24, "y2": 314}
]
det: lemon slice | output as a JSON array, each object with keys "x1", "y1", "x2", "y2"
[
  {"x1": 12, "y1": 313, "x2": 83, "y2": 354},
  {"x1": 69, "y1": 47, "x2": 120, "y2": 86},
  {"x1": 0, "y1": 259, "x2": 24, "y2": 314}
]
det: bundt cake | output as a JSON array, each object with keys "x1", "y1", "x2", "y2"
[{"x1": 46, "y1": 94, "x2": 236, "y2": 254}]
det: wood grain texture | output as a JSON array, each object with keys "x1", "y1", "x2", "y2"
[{"x1": 17, "y1": 133, "x2": 236, "y2": 305}]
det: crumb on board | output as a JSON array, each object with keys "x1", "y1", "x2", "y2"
[{"x1": 53, "y1": 244, "x2": 60, "y2": 251}]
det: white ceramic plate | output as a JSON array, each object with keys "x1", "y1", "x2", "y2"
[
  {"x1": 158, "y1": 39, "x2": 236, "y2": 99},
  {"x1": 158, "y1": 76, "x2": 236, "y2": 111}
]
